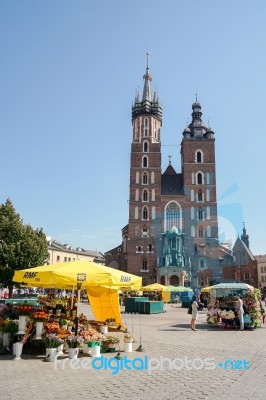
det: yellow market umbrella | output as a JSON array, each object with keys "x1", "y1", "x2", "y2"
[
  {"x1": 13, "y1": 261, "x2": 142, "y2": 331},
  {"x1": 13, "y1": 260, "x2": 142, "y2": 289},
  {"x1": 141, "y1": 283, "x2": 166, "y2": 291}
]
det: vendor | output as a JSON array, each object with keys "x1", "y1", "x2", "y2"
[{"x1": 236, "y1": 296, "x2": 244, "y2": 331}]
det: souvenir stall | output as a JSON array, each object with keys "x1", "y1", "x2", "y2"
[{"x1": 203, "y1": 283, "x2": 263, "y2": 330}]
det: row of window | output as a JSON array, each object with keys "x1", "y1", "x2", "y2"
[
  {"x1": 136, "y1": 171, "x2": 155, "y2": 185},
  {"x1": 56, "y1": 256, "x2": 75, "y2": 262},
  {"x1": 136, "y1": 244, "x2": 153, "y2": 252},
  {"x1": 133, "y1": 118, "x2": 160, "y2": 141},
  {"x1": 191, "y1": 189, "x2": 210, "y2": 202},
  {"x1": 261, "y1": 267, "x2": 266, "y2": 273},
  {"x1": 192, "y1": 225, "x2": 212, "y2": 238},
  {"x1": 191, "y1": 206, "x2": 211, "y2": 221},
  {"x1": 135, "y1": 188, "x2": 156, "y2": 202}
]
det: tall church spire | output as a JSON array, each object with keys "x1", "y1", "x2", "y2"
[
  {"x1": 142, "y1": 51, "x2": 152, "y2": 102},
  {"x1": 132, "y1": 52, "x2": 162, "y2": 120},
  {"x1": 241, "y1": 222, "x2": 250, "y2": 248}
]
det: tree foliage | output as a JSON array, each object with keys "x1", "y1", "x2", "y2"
[{"x1": 0, "y1": 198, "x2": 48, "y2": 288}]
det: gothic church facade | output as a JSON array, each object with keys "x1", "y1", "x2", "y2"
[{"x1": 105, "y1": 60, "x2": 220, "y2": 288}]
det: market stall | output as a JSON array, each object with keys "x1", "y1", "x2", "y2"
[
  {"x1": 203, "y1": 283, "x2": 264, "y2": 329},
  {"x1": 13, "y1": 260, "x2": 142, "y2": 328}
]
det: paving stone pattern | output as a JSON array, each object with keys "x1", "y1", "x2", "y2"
[{"x1": 1, "y1": 304, "x2": 266, "y2": 400}]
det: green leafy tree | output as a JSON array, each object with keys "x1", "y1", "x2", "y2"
[{"x1": 0, "y1": 198, "x2": 48, "y2": 296}]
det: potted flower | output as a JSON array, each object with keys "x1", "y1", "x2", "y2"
[
  {"x1": 102, "y1": 335, "x2": 119, "y2": 349},
  {"x1": 55, "y1": 303, "x2": 64, "y2": 316},
  {"x1": 66, "y1": 335, "x2": 83, "y2": 359},
  {"x1": 67, "y1": 320, "x2": 74, "y2": 332},
  {"x1": 60, "y1": 319, "x2": 68, "y2": 330},
  {"x1": 124, "y1": 333, "x2": 134, "y2": 343},
  {"x1": 32, "y1": 310, "x2": 49, "y2": 339},
  {"x1": 43, "y1": 333, "x2": 64, "y2": 349},
  {"x1": 66, "y1": 335, "x2": 83, "y2": 348},
  {"x1": 42, "y1": 333, "x2": 64, "y2": 361},
  {"x1": 15, "y1": 305, "x2": 33, "y2": 334}
]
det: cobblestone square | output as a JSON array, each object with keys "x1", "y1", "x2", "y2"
[{"x1": 1, "y1": 304, "x2": 266, "y2": 400}]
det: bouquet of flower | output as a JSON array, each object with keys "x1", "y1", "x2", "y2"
[
  {"x1": 103, "y1": 335, "x2": 119, "y2": 344},
  {"x1": 82, "y1": 330, "x2": 103, "y2": 344},
  {"x1": 32, "y1": 310, "x2": 49, "y2": 322},
  {"x1": 46, "y1": 321, "x2": 60, "y2": 333},
  {"x1": 42, "y1": 333, "x2": 64, "y2": 348},
  {"x1": 66, "y1": 335, "x2": 84, "y2": 348},
  {"x1": 15, "y1": 305, "x2": 33, "y2": 316}
]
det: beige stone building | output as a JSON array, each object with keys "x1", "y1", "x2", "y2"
[
  {"x1": 255, "y1": 255, "x2": 266, "y2": 291},
  {"x1": 47, "y1": 239, "x2": 105, "y2": 265}
]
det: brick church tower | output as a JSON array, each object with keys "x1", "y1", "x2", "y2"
[{"x1": 105, "y1": 56, "x2": 220, "y2": 288}]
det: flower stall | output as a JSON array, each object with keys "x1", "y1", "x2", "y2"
[{"x1": 204, "y1": 284, "x2": 264, "y2": 330}]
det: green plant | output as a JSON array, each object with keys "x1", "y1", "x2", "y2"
[
  {"x1": 60, "y1": 319, "x2": 68, "y2": 325},
  {"x1": 1, "y1": 320, "x2": 19, "y2": 334},
  {"x1": 104, "y1": 335, "x2": 119, "y2": 344}
]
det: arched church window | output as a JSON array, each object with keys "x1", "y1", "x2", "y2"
[
  {"x1": 142, "y1": 172, "x2": 148, "y2": 184},
  {"x1": 197, "y1": 189, "x2": 203, "y2": 202},
  {"x1": 165, "y1": 202, "x2": 181, "y2": 232},
  {"x1": 196, "y1": 151, "x2": 203, "y2": 163},
  {"x1": 142, "y1": 206, "x2": 148, "y2": 220},
  {"x1": 143, "y1": 189, "x2": 148, "y2": 202},
  {"x1": 197, "y1": 172, "x2": 203, "y2": 185},
  {"x1": 198, "y1": 207, "x2": 203, "y2": 220},
  {"x1": 143, "y1": 141, "x2": 149, "y2": 152},
  {"x1": 143, "y1": 156, "x2": 148, "y2": 168},
  {"x1": 142, "y1": 259, "x2": 148, "y2": 271}
]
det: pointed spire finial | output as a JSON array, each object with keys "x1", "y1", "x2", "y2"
[
  {"x1": 146, "y1": 50, "x2": 150, "y2": 70},
  {"x1": 168, "y1": 155, "x2": 172, "y2": 165},
  {"x1": 195, "y1": 90, "x2": 198, "y2": 102}
]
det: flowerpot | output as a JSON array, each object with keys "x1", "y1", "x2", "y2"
[
  {"x1": 90, "y1": 345, "x2": 100, "y2": 357},
  {"x1": 82, "y1": 343, "x2": 90, "y2": 354},
  {"x1": 3, "y1": 332, "x2": 11, "y2": 349},
  {"x1": 61, "y1": 324, "x2": 67, "y2": 330},
  {"x1": 68, "y1": 348, "x2": 79, "y2": 359},
  {"x1": 14, "y1": 342, "x2": 23, "y2": 360},
  {"x1": 67, "y1": 326, "x2": 73, "y2": 333},
  {"x1": 124, "y1": 342, "x2": 133, "y2": 353},
  {"x1": 18, "y1": 315, "x2": 27, "y2": 334},
  {"x1": 57, "y1": 344, "x2": 64, "y2": 354},
  {"x1": 123, "y1": 337, "x2": 134, "y2": 343},
  {"x1": 55, "y1": 309, "x2": 61, "y2": 316},
  {"x1": 66, "y1": 310, "x2": 71, "y2": 318},
  {"x1": 35, "y1": 321, "x2": 44, "y2": 339},
  {"x1": 108, "y1": 343, "x2": 117, "y2": 349},
  {"x1": 87, "y1": 341, "x2": 101, "y2": 347},
  {"x1": 100, "y1": 325, "x2": 108, "y2": 334},
  {"x1": 71, "y1": 310, "x2": 77, "y2": 318},
  {"x1": 45, "y1": 348, "x2": 57, "y2": 361}
]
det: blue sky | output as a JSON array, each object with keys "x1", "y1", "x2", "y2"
[{"x1": 1, "y1": 1, "x2": 265, "y2": 255}]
